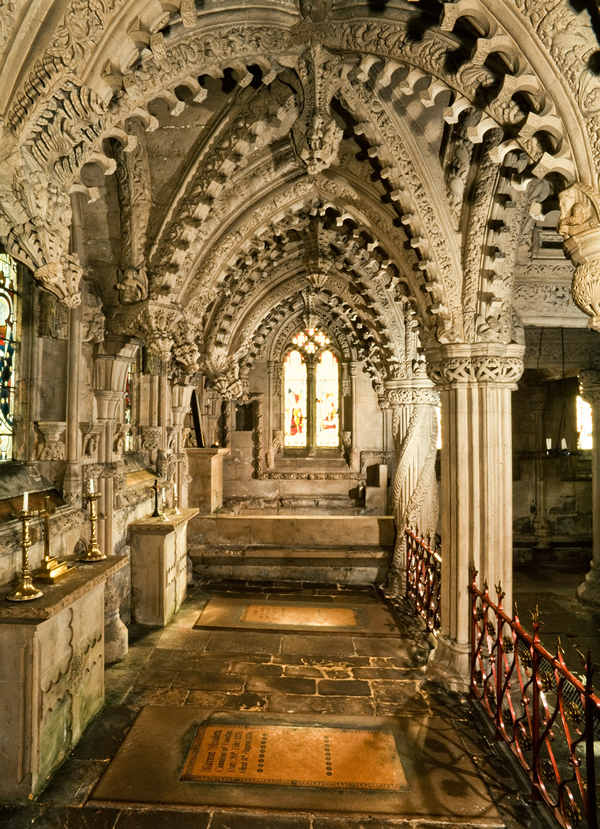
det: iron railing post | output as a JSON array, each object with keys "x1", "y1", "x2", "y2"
[{"x1": 585, "y1": 649, "x2": 598, "y2": 829}]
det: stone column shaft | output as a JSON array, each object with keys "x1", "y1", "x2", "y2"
[{"x1": 426, "y1": 343, "x2": 524, "y2": 693}]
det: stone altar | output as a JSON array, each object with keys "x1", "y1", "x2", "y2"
[
  {"x1": 0, "y1": 556, "x2": 127, "y2": 800},
  {"x1": 128, "y1": 508, "x2": 199, "y2": 626}
]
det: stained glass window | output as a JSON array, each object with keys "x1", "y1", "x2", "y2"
[
  {"x1": 293, "y1": 328, "x2": 330, "y2": 355},
  {"x1": 316, "y1": 350, "x2": 339, "y2": 447},
  {"x1": 577, "y1": 395, "x2": 593, "y2": 449},
  {"x1": 0, "y1": 253, "x2": 18, "y2": 462},
  {"x1": 284, "y1": 350, "x2": 307, "y2": 447}
]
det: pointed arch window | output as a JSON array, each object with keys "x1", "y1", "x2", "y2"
[
  {"x1": 0, "y1": 253, "x2": 18, "y2": 462},
  {"x1": 283, "y1": 328, "x2": 339, "y2": 452}
]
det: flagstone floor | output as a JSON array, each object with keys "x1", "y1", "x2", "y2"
[{"x1": 0, "y1": 578, "x2": 570, "y2": 829}]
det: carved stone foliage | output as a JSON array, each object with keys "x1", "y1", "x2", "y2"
[
  {"x1": 513, "y1": 282, "x2": 583, "y2": 322},
  {"x1": 290, "y1": 43, "x2": 346, "y2": 175}
]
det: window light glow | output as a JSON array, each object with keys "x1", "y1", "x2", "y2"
[{"x1": 577, "y1": 395, "x2": 593, "y2": 450}]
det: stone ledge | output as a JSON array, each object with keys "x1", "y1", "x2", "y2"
[{"x1": 0, "y1": 556, "x2": 127, "y2": 621}]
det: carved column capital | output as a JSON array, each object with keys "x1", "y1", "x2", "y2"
[
  {"x1": 383, "y1": 379, "x2": 439, "y2": 408},
  {"x1": 425, "y1": 343, "x2": 524, "y2": 389},
  {"x1": 579, "y1": 369, "x2": 600, "y2": 407}
]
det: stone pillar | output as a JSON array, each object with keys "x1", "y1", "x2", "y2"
[
  {"x1": 529, "y1": 386, "x2": 550, "y2": 549},
  {"x1": 577, "y1": 369, "x2": 600, "y2": 606},
  {"x1": 349, "y1": 362, "x2": 359, "y2": 470},
  {"x1": 385, "y1": 379, "x2": 439, "y2": 595},
  {"x1": 425, "y1": 343, "x2": 524, "y2": 693},
  {"x1": 171, "y1": 378, "x2": 195, "y2": 508}
]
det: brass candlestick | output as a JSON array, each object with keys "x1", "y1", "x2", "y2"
[
  {"x1": 78, "y1": 490, "x2": 106, "y2": 561},
  {"x1": 7, "y1": 509, "x2": 43, "y2": 602},
  {"x1": 36, "y1": 496, "x2": 76, "y2": 582}
]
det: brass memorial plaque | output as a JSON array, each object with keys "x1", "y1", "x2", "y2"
[
  {"x1": 240, "y1": 605, "x2": 361, "y2": 627},
  {"x1": 181, "y1": 723, "x2": 407, "y2": 790}
]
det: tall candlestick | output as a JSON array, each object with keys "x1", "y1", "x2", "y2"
[
  {"x1": 78, "y1": 489, "x2": 106, "y2": 561},
  {"x1": 7, "y1": 506, "x2": 42, "y2": 602}
]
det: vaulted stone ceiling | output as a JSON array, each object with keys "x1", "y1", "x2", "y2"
[{"x1": 1, "y1": 0, "x2": 598, "y2": 392}]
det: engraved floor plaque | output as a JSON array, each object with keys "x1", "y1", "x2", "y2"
[
  {"x1": 240, "y1": 605, "x2": 360, "y2": 627},
  {"x1": 181, "y1": 723, "x2": 407, "y2": 790},
  {"x1": 193, "y1": 596, "x2": 404, "y2": 636}
]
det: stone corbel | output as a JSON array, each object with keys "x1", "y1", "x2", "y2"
[
  {"x1": 35, "y1": 255, "x2": 83, "y2": 308},
  {"x1": 557, "y1": 183, "x2": 600, "y2": 331},
  {"x1": 80, "y1": 422, "x2": 103, "y2": 459},
  {"x1": 36, "y1": 421, "x2": 67, "y2": 461},
  {"x1": 141, "y1": 426, "x2": 162, "y2": 451}
]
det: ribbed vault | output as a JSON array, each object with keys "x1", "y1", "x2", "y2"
[{"x1": 1, "y1": 0, "x2": 598, "y2": 385}]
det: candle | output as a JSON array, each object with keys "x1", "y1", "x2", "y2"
[
  {"x1": 23, "y1": 491, "x2": 28, "y2": 511},
  {"x1": 546, "y1": 438, "x2": 552, "y2": 450},
  {"x1": 561, "y1": 438, "x2": 567, "y2": 450},
  {"x1": 89, "y1": 478, "x2": 95, "y2": 493},
  {"x1": 162, "y1": 487, "x2": 165, "y2": 503}
]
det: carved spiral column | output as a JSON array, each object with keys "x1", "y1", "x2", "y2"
[
  {"x1": 425, "y1": 343, "x2": 524, "y2": 693},
  {"x1": 577, "y1": 369, "x2": 600, "y2": 606},
  {"x1": 385, "y1": 380, "x2": 439, "y2": 595}
]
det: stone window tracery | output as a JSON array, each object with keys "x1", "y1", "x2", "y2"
[{"x1": 0, "y1": 253, "x2": 18, "y2": 462}]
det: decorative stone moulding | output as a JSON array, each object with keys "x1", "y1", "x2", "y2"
[
  {"x1": 425, "y1": 343, "x2": 525, "y2": 389},
  {"x1": 36, "y1": 422, "x2": 67, "y2": 461}
]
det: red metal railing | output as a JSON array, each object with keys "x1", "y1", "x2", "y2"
[
  {"x1": 404, "y1": 526, "x2": 441, "y2": 635},
  {"x1": 470, "y1": 572, "x2": 599, "y2": 829}
]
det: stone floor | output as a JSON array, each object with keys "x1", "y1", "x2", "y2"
[{"x1": 0, "y1": 571, "x2": 590, "y2": 829}]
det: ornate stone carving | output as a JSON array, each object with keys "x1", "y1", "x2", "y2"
[
  {"x1": 426, "y1": 347, "x2": 525, "y2": 388},
  {"x1": 140, "y1": 427, "x2": 161, "y2": 451},
  {"x1": 39, "y1": 292, "x2": 69, "y2": 340},
  {"x1": 80, "y1": 422, "x2": 102, "y2": 459},
  {"x1": 36, "y1": 421, "x2": 67, "y2": 461},
  {"x1": 115, "y1": 267, "x2": 148, "y2": 305},
  {"x1": 291, "y1": 43, "x2": 346, "y2": 176},
  {"x1": 35, "y1": 257, "x2": 83, "y2": 308}
]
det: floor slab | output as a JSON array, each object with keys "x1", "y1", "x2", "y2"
[
  {"x1": 89, "y1": 706, "x2": 503, "y2": 823},
  {"x1": 194, "y1": 596, "x2": 404, "y2": 636}
]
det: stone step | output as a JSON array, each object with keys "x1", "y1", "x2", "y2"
[
  {"x1": 188, "y1": 516, "x2": 395, "y2": 585},
  {"x1": 189, "y1": 515, "x2": 396, "y2": 548}
]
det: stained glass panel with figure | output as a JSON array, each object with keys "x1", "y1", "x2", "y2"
[
  {"x1": 284, "y1": 350, "x2": 307, "y2": 447},
  {"x1": 0, "y1": 253, "x2": 18, "y2": 461},
  {"x1": 316, "y1": 350, "x2": 339, "y2": 447}
]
